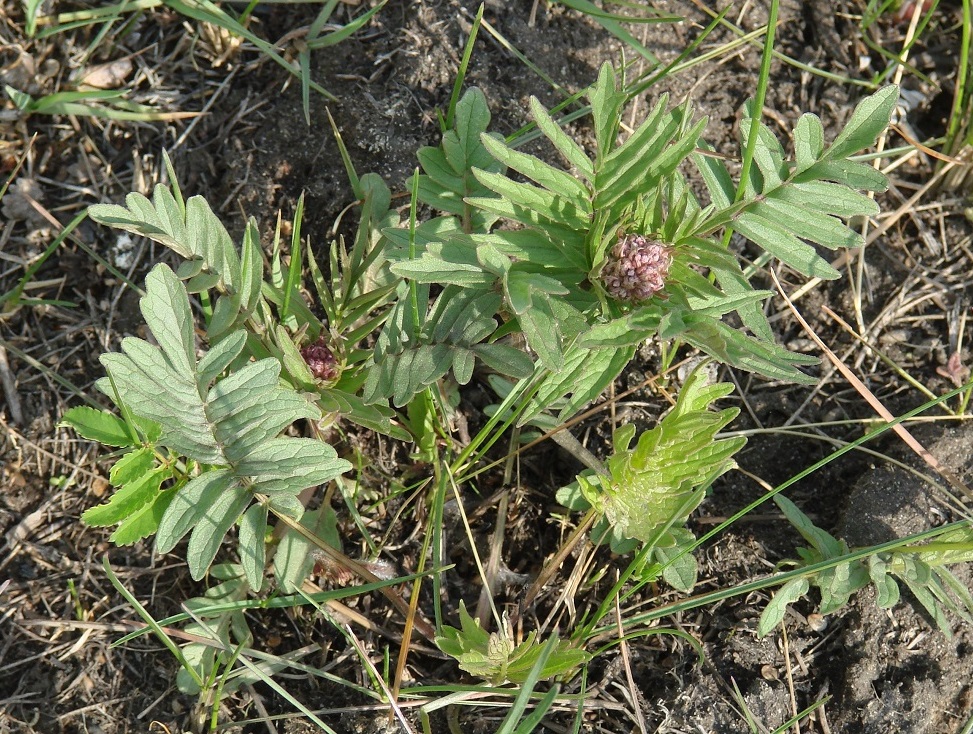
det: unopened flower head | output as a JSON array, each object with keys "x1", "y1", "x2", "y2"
[
  {"x1": 600, "y1": 233, "x2": 672, "y2": 304},
  {"x1": 300, "y1": 339, "x2": 339, "y2": 382}
]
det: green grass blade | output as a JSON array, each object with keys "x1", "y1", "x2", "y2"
[
  {"x1": 1, "y1": 210, "x2": 87, "y2": 310},
  {"x1": 326, "y1": 106, "x2": 361, "y2": 197},
  {"x1": 446, "y1": 3, "x2": 484, "y2": 130},
  {"x1": 944, "y1": 0, "x2": 972, "y2": 152},
  {"x1": 734, "y1": 0, "x2": 779, "y2": 209},
  {"x1": 554, "y1": 0, "x2": 666, "y2": 64},
  {"x1": 102, "y1": 557, "x2": 205, "y2": 689},
  {"x1": 495, "y1": 635, "x2": 559, "y2": 734},
  {"x1": 23, "y1": 0, "x2": 45, "y2": 36},
  {"x1": 306, "y1": 0, "x2": 386, "y2": 50},
  {"x1": 165, "y1": 0, "x2": 336, "y2": 102},
  {"x1": 281, "y1": 193, "x2": 305, "y2": 320}
]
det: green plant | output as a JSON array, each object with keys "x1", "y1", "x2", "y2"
[
  {"x1": 759, "y1": 495, "x2": 973, "y2": 637},
  {"x1": 3, "y1": 86, "x2": 199, "y2": 122},
  {"x1": 62, "y1": 263, "x2": 351, "y2": 590},
  {"x1": 63, "y1": 59, "x2": 902, "y2": 717},
  {"x1": 435, "y1": 602, "x2": 589, "y2": 685},
  {"x1": 384, "y1": 66, "x2": 896, "y2": 428},
  {"x1": 557, "y1": 363, "x2": 745, "y2": 591},
  {"x1": 18, "y1": 0, "x2": 385, "y2": 124}
]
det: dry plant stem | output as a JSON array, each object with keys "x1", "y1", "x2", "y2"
[
  {"x1": 515, "y1": 508, "x2": 598, "y2": 623},
  {"x1": 890, "y1": 123, "x2": 963, "y2": 165},
  {"x1": 785, "y1": 159, "x2": 958, "y2": 306},
  {"x1": 392, "y1": 582, "x2": 422, "y2": 707},
  {"x1": 539, "y1": 535, "x2": 595, "y2": 635},
  {"x1": 549, "y1": 427, "x2": 609, "y2": 476},
  {"x1": 825, "y1": 304, "x2": 943, "y2": 408},
  {"x1": 345, "y1": 624, "x2": 416, "y2": 733},
  {"x1": 771, "y1": 271, "x2": 973, "y2": 507},
  {"x1": 265, "y1": 498, "x2": 437, "y2": 641},
  {"x1": 0, "y1": 344, "x2": 23, "y2": 425},
  {"x1": 852, "y1": 0, "x2": 924, "y2": 333},
  {"x1": 476, "y1": 489, "x2": 509, "y2": 628},
  {"x1": 242, "y1": 682, "x2": 276, "y2": 734},
  {"x1": 392, "y1": 469, "x2": 454, "y2": 702},
  {"x1": 782, "y1": 623, "x2": 800, "y2": 734},
  {"x1": 615, "y1": 587, "x2": 649, "y2": 734}
]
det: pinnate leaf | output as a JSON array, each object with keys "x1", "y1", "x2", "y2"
[
  {"x1": 94, "y1": 264, "x2": 349, "y2": 586},
  {"x1": 695, "y1": 87, "x2": 895, "y2": 280},
  {"x1": 89, "y1": 188, "x2": 240, "y2": 292}
]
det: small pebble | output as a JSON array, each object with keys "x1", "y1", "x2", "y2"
[
  {"x1": 760, "y1": 664, "x2": 779, "y2": 681},
  {"x1": 808, "y1": 613, "x2": 828, "y2": 632}
]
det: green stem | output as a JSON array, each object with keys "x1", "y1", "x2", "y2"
[
  {"x1": 407, "y1": 169, "x2": 422, "y2": 340},
  {"x1": 945, "y1": 0, "x2": 972, "y2": 151},
  {"x1": 736, "y1": 0, "x2": 778, "y2": 206}
]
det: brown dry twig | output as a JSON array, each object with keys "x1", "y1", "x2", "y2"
[{"x1": 772, "y1": 269, "x2": 973, "y2": 512}]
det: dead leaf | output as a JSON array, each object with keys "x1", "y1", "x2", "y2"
[
  {"x1": 77, "y1": 58, "x2": 133, "y2": 90},
  {"x1": 936, "y1": 352, "x2": 970, "y2": 387}
]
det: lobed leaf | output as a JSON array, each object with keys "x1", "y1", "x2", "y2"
[
  {"x1": 82, "y1": 466, "x2": 166, "y2": 528},
  {"x1": 592, "y1": 363, "x2": 746, "y2": 545}
]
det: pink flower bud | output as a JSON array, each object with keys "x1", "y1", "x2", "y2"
[
  {"x1": 300, "y1": 340, "x2": 339, "y2": 382},
  {"x1": 600, "y1": 233, "x2": 672, "y2": 304}
]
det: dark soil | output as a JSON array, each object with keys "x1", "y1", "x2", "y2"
[{"x1": 2, "y1": 1, "x2": 972, "y2": 732}]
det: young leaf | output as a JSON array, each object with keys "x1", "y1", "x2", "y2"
[
  {"x1": 869, "y1": 556, "x2": 901, "y2": 609},
  {"x1": 694, "y1": 87, "x2": 895, "y2": 281},
  {"x1": 825, "y1": 85, "x2": 898, "y2": 161},
  {"x1": 758, "y1": 577, "x2": 810, "y2": 637},
  {"x1": 275, "y1": 506, "x2": 343, "y2": 592},
  {"x1": 517, "y1": 292, "x2": 563, "y2": 371},
  {"x1": 108, "y1": 445, "x2": 156, "y2": 486},
  {"x1": 110, "y1": 486, "x2": 177, "y2": 546},
  {"x1": 436, "y1": 602, "x2": 589, "y2": 685},
  {"x1": 82, "y1": 466, "x2": 167, "y2": 528},
  {"x1": 584, "y1": 363, "x2": 745, "y2": 545},
  {"x1": 654, "y1": 541, "x2": 698, "y2": 592},
  {"x1": 588, "y1": 62, "x2": 626, "y2": 163},
  {"x1": 479, "y1": 132, "x2": 590, "y2": 202},
  {"x1": 59, "y1": 406, "x2": 138, "y2": 447},
  {"x1": 774, "y1": 495, "x2": 844, "y2": 559},
  {"x1": 734, "y1": 211, "x2": 841, "y2": 279},
  {"x1": 794, "y1": 113, "x2": 825, "y2": 172},
  {"x1": 184, "y1": 484, "x2": 252, "y2": 580}
]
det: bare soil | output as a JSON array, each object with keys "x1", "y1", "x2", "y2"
[{"x1": 2, "y1": 1, "x2": 972, "y2": 732}]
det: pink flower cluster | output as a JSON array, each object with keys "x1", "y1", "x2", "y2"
[
  {"x1": 600, "y1": 233, "x2": 672, "y2": 304},
  {"x1": 300, "y1": 340, "x2": 339, "y2": 382}
]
